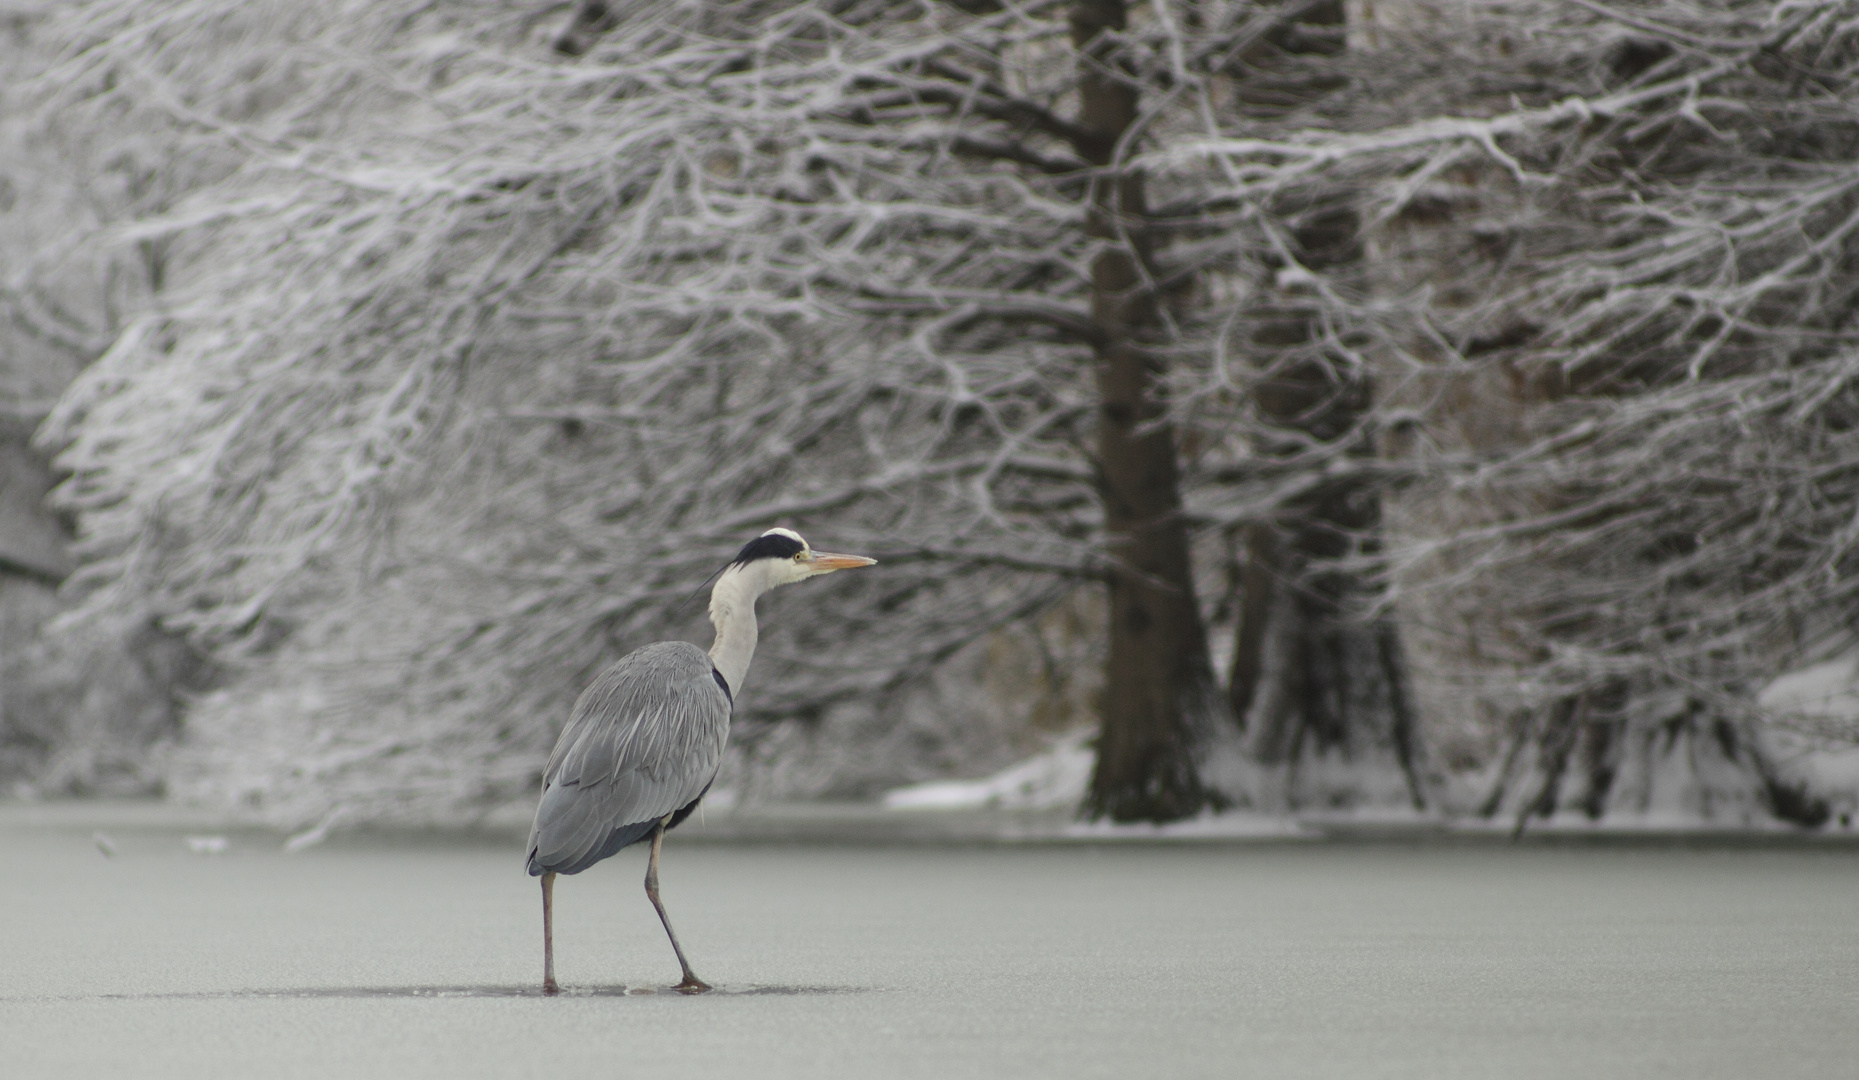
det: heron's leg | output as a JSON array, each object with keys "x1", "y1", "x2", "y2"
[
  {"x1": 541, "y1": 871, "x2": 560, "y2": 996},
  {"x1": 645, "y1": 817, "x2": 710, "y2": 993}
]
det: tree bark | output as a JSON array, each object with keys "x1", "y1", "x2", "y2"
[
  {"x1": 1482, "y1": 687, "x2": 1831, "y2": 833},
  {"x1": 1207, "y1": 0, "x2": 1427, "y2": 811},
  {"x1": 1227, "y1": 322, "x2": 1426, "y2": 809},
  {"x1": 1071, "y1": 0, "x2": 1228, "y2": 823}
]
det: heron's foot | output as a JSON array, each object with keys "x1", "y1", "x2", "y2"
[
  {"x1": 674, "y1": 974, "x2": 712, "y2": 995},
  {"x1": 543, "y1": 977, "x2": 560, "y2": 997}
]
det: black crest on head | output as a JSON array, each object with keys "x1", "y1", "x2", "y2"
[{"x1": 732, "y1": 532, "x2": 805, "y2": 566}]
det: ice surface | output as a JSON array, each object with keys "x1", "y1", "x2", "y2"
[{"x1": 2, "y1": 801, "x2": 1857, "y2": 1080}]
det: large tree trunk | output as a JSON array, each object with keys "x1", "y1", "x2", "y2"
[
  {"x1": 1227, "y1": 304, "x2": 1426, "y2": 811},
  {"x1": 1072, "y1": 0, "x2": 1230, "y2": 822},
  {"x1": 1221, "y1": 3, "x2": 1427, "y2": 811}
]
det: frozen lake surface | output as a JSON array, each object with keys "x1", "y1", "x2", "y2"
[{"x1": 2, "y1": 802, "x2": 1855, "y2": 1079}]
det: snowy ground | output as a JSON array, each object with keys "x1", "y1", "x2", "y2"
[{"x1": 3, "y1": 800, "x2": 1857, "y2": 1080}]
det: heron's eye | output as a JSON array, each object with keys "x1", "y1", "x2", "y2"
[{"x1": 794, "y1": 552, "x2": 807, "y2": 562}]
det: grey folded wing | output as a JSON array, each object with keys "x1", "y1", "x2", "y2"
[{"x1": 526, "y1": 641, "x2": 731, "y2": 875}]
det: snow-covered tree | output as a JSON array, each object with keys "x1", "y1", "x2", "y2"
[
  {"x1": 1160, "y1": 0, "x2": 1859, "y2": 825},
  {"x1": 1, "y1": 5, "x2": 208, "y2": 794},
  {"x1": 26, "y1": 0, "x2": 1236, "y2": 826},
  {"x1": 25, "y1": 0, "x2": 1859, "y2": 832}
]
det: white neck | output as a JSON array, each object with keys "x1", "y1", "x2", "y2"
[{"x1": 707, "y1": 562, "x2": 771, "y2": 698}]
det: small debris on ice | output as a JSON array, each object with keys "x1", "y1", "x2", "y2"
[
  {"x1": 284, "y1": 810, "x2": 344, "y2": 853},
  {"x1": 92, "y1": 832, "x2": 117, "y2": 857},
  {"x1": 184, "y1": 835, "x2": 230, "y2": 855}
]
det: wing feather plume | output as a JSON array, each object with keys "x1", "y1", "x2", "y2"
[{"x1": 526, "y1": 641, "x2": 731, "y2": 875}]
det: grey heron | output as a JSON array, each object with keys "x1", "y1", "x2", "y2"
[{"x1": 525, "y1": 527, "x2": 876, "y2": 995}]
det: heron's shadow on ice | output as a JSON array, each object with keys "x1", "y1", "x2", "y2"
[{"x1": 75, "y1": 983, "x2": 870, "y2": 1001}]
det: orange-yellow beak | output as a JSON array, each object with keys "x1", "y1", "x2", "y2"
[{"x1": 806, "y1": 551, "x2": 878, "y2": 572}]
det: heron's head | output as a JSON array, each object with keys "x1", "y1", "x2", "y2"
[{"x1": 729, "y1": 527, "x2": 877, "y2": 590}]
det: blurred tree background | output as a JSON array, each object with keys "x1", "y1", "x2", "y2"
[{"x1": 2, "y1": 0, "x2": 1857, "y2": 833}]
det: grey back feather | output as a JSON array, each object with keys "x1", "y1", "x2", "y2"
[{"x1": 526, "y1": 641, "x2": 731, "y2": 875}]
